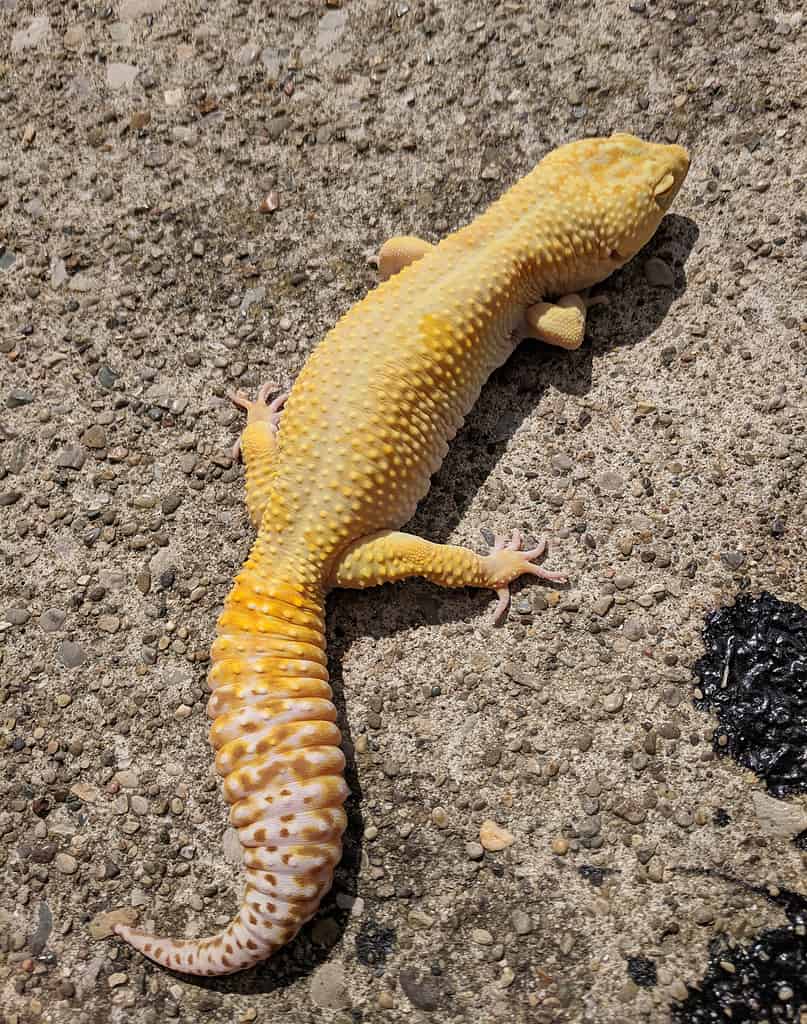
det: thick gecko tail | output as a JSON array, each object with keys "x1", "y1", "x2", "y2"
[{"x1": 114, "y1": 564, "x2": 348, "y2": 976}]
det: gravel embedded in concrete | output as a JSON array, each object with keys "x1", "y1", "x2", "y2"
[{"x1": 0, "y1": 1, "x2": 804, "y2": 1022}]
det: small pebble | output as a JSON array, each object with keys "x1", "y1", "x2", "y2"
[
  {"x1": 669, "y1": 980, "x2": 688, "y2": 1001},
  {"x1": 431, "y1": 807, "x2": 449, "y2": 828},
  {"x1": 55, "y1": 853, "x2": 78, "y2": 875},
  {"x1": 510, "y1": 909, "x2": 533, "y2": 935},
  {"x1": 39, "y1": 608, "x2": 67, "y2": 632},
  {"x1": 644, "y1": 257, "x2": 675, "y2": 288},
  {"x1": 602, "y1": 691, "x2": 624, "y2": 713},
  {"x1": 57, "y1": 641, "x2": 87, "y2": 668},
  {"x1": 479, "y1": 820, "x2": 514, "y2": 851}
]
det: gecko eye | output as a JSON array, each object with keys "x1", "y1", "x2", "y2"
[{"x1": 653, "y1": 172, "x2": 676, "y2": 205}]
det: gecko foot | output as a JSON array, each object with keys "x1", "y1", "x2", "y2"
[
  {"x1": 484, "y1": 529, "x2": 567, "y2": 623},
  {"x1": 227, "y1": 385, "x2": 289, "y2": 460}
]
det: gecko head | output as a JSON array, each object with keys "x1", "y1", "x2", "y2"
[{"x1": 592, "y1": 132, "x2": 690, "y2": 268}]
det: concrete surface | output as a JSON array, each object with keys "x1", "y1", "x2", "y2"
[{"x1": 0, "y1": 0, "x2": 805, "y2": 1021}]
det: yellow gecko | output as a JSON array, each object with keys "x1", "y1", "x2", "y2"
[{"x1": 115, "y1": 132, "x2": 689, "y2": 974}]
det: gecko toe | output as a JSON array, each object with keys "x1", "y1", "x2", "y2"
[{"x1": 492, "y1": 587, "x2": 511, "y2": 622}]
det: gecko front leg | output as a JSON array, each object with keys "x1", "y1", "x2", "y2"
[
  {"x1": 227, "y1": 384, "x2": 288, "y2": 529},
  {"x1": 330, "y1": 528, "x2": 565, "y2": 623},
  {"x1": 518, "y1": 292, "x2": 608, "y2": 350}
]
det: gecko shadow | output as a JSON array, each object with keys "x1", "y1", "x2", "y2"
[
  {"x1": 334, "y1": 212, "x2": 699, "y2": 640},
  {"x1": 152, "y1": 212, "x2": 697, "y2": 999}
]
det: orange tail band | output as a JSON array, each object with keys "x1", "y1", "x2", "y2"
[{"x1": 114, "y1": 573, "x2": 347, "y2": 976}]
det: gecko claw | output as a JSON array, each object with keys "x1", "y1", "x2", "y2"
[
  {"x1": 228, "y1": 386, "x2": 289, "y2": 461},
  {"x1": 486, "y1": 530, "x2": 567, "y2": 623}
]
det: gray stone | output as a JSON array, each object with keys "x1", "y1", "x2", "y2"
[
  {"x1": 25, "y1": 197, "x2": 45, "y2": 220},
  {"x1": 108, "y1": 22, "x2": 132, "y2": 44},
  {"x1": 97, "y1": 366, "x2": 119, "y2": 389},
  {"x1": 599, "y1": 471, "x2": 624, "y2": 494},
  {"x1": 261, "y1": 48, "x2": 281, "y2": 78},
  {"x1": 63, "y1": 25, "x2": 86, "y2": 49},
  {"x1": 602, "y1": 691, "x2": 624, "y2": 712},
  {"x1": 29, "y1": 902, "x2": 52, "y2": 957},
  {"x1": 592, "y1": 595, "x2": 614, "y2": 616},
  {"x1": 623, "y1": 618, "x2": 646, "y2": 641},
  {"x1": 55, "y1": 853, "x2": 78, "y2": 875},
  {"x1": 317, "y1": 8, "x2": 348, "y2": 51},
  {"x1": 266, "y1": 115, "x2": 290, "y2": 140},
  {"x1": 161, "y1": 491, "x2": 183, "y2": 515},
  {"x1": 510, "y1": 909, "x2": 533, "y2": 935},
  {"x1": 236, "y1": 44, "x2": 260, "y2": 65},
  {"x1": 56, "y1": 445, "x2": 87, "y2": 470},
  {"x1": 644, "y1": 257, "x2": 675, "y2": 288},
  {"x1": 222, "y1": 828, "x2": 243, "y2": 865},
  {"x1": 119, "y1": 0, "x2": 165, "y2": 19},
  {"x1": 694, "y1": 905, "x2": 714, "y2": 925},
  {"x1": 28, "y1": 844, "x2": 56, "y2": 864},
  {"x1": 551, "y1": 453, "x2": 573, "y2": 472},
  {"x1": 5, "y1": 607, "x2": 30, "y2": 625},
  {"x1": 144, "y1": 146, "x2": 169, "y2": 168},
  {"x1": 106, "y1": 63, "x2": 139, "y2": 90},
  {"x1": 310, "y1": 963, "x2": 350, "y2": 1010},
  {"x1": 81, "y1": 425, "x2": 107, "y2": 449},
  {"x1": 240, "y1": 286, "x2": 266, "y2": 316},
  {"x1": 752, "y1": 791, "x2": 807, "y2": 837},
  {"x1": 40, "y1": 608, "x2": 67, "y2": 632},
  {"x1": 0, "y1": 491, "x2": 21, "y2": 506},
  {"x1": 6, "y1": 389, "x2": 33, "y2": 408},
  {"x1": 399, "y1": 969, "x2": 441, "y2": 1011},
  {"x1": 57, "y1": 640, "x2": 87, "y2": 668},
  {"x1": 721, "y1": 550, "x2": 745, "y2": 569},
  {"x1": 51, "y1": 257, "x2": 68, "y2": 288},
  {"x1": 12, "y1": 16, "x2": 50, "y2": 52},
  {"x1": 68, "y1": 273, "x2": 100, "y2": 293}
]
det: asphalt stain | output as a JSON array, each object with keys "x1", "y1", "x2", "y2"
[
  {"x1": 671, "y1": 869, "x2": 807, "y2": 1022},
  {"x1": 692, "y1": 591, "x2": 807, "y2": 797},
  {"x1": 578, "y1": 863, "x2": 618, "y2": 888},
  {"x1": 627, "y1": 955, "x2": 657, "y2": 989},
  {"x1": 355, "y1": 919, "x2": 396, "y2": 968}
]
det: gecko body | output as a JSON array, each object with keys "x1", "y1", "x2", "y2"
[{"x1": 115, "y1": 133, "x2": 689, "y2": 974}]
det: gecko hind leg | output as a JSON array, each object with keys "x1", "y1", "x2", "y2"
[
  {"x1": 377, "y1": 235, "x2": 435, "y2": 281},
  {"x1": 227, "y1": 385, "x2": 289, "y2": 529},
  {"x1": 331, "y1": 527, "x2": 566, "y2": 623}
]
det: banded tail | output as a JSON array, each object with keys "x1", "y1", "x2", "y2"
[{"x1": 114, "y1": 567, "x2": 348, "y2": 975}]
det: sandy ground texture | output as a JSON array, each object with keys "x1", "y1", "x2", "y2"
[{"x1": 1, "y1": 0, "x2": 806, "y2": 1022}]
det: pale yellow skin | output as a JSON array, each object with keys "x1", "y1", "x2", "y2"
[{"x1": 115, "y1": 132, "x2": 689, "y2": 975}]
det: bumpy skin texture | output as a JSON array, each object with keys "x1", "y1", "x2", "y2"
[{"x1": 115, "y1": 133, "x2": 689, "y2": 975}]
